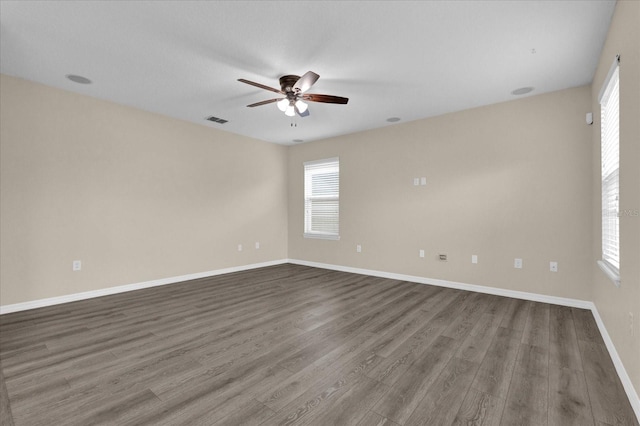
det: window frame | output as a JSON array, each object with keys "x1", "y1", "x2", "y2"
[
  {"x1": 303, "y1": 157, "x2": 340, "y2": 240},
  {"x1": 597, "y1": 55, "x2": 621, "y2": 287}
]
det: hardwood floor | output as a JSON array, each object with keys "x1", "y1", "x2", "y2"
[{"x1": 0, "y1": 264, "x2": 637, "y2": 426}]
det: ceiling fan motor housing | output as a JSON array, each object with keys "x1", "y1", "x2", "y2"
[{"x1": 279, "y1": 75, "x2": 301, "y2": 95}]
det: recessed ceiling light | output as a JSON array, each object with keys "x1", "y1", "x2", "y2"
[
  {"x1": 386, "y1": 117, "x2": 401, "y2": 122},
  {"x1": 66, "y1": 74, "x2": 92, "y2": 84},
  {"x1": 292, "y1": 139, "x2": 304, "y2": 143},
  {"x1": 511, "y1": 87, "x2": 534, "y2": 95}
]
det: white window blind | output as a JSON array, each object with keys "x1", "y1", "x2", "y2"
[
  {"x1": 304, "y1": 158, "x2": 339, "y2": 240},
  {"x1": 599, "y1": 57, "x2": 620, "y2": 278}
]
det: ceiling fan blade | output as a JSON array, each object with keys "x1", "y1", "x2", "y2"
[
  {"x1": 247, "y1": 98, "x2": 283, "y2": 107},
  {"x1": 238, "y1": 79, "x2": 284, "y2": 95},
  {"x1": 293, "y1": 71, "x2": 319, "y2": 93},
  {"x1": 296, "y1": 106, "x2": 310, "y2": 117},
  {"x1": 302, "y1": 94, "x2": 349, "y2": 104}
]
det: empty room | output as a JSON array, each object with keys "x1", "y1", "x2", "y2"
[{"x1": 0, "y1": 1, "x2": 638, "y2": 425}]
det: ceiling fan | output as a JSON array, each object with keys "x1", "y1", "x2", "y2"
[{"x1": 238, "y1": 71, "x2": 348, "y2": 117}]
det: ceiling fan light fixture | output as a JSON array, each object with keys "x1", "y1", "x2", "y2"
[
  {"x1": 295, "y1": 100, "x2": 308, "y2": 114},
  {"x1": 285, "y1": 105, "x2": 296, "y2": 117},
  {"x1": 239, "y1": 71, "x2": 349, "y2": 120},
  {"x1": 277, "y1": 98, "x2": 289, "y2": 112}
]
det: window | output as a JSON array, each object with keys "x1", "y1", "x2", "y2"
[
  {"x1": 304, "y1": 157, "x2": 339, "y2": 240},
  {"x1": 598, "y1": 55, "x2": 620, "y2": 286}
]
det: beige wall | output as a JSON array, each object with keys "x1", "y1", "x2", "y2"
[
  {"x1": 288, "y1": 85, "x2": 593, "y2": 301},
  {"x1": 591, "y1": 0, "x2": 640, "y2": 396},
  {"x1": 0, "y1": 74, "x2": 288, "y2": 305}
]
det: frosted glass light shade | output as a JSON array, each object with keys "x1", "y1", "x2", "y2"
[
  {"x1": 277, "y1": 98, "x2": 289, "y2": 112},
  {"x1": 295, "y1": 100, "x2": 308, "y2": 113},
  {"x1": 285, "y1": 105, "x2": 295, "y2": 117}
]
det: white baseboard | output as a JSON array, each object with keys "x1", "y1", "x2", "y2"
[
  {"x1": 288, "y1": 258, "x2": 640, "y2": 421},
  {"x1": 0, "y1": 259, "x2": 288, "y2": 315},
  {"x1": 590, "y1": 307, "x2": 640, "y2": 421},
  {"x1": 288, "y1": 259, "x2": 593, "y2": 308}
]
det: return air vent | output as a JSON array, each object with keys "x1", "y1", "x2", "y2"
[{"x1": 206, "y1": 116, "x2": 228, "y2": 124}]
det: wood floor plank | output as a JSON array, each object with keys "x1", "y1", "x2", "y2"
[
  {"x1": 500, "y1": 343, "x2": 549, "y2": 426},
  {"x1": 0, "y1": 360, "x2": 14, "y2": 426},
  {"x1": 372, "y1": 335, "x2": 458, "y2": 424},
  {"x1": 370, "y1": 288, "x2": 458, "y2": 358},
  {"x1": 548, "y1": 365, "x2": 594, "y2": 426},
  {"x1": 356, "y1": 411, "x2": 400, "y2": 426},
  {"x1": 484, "y1": 295, "x2": 512, "y2": 320},
  {"x1": 549, "y1": 304, "x2": 582, "y2": 372},
  {"x1": 255, "y1": 331, "x2": 377, "y2": 411},
  {"x1": 67, "y1": 388, "x2": 163, "y2": 426},
  {"x1": 259, "y1": 341, "x2": 382, "y2": 413},
  {"x1": 214, "y1": 398, "x2": 276, "y2": 426},
  {"x1": 4, "y1": 350, "x2": 117, "y2": 399},
  {"x1": 453, "y1": 388, "x2": 505, "y2": 426},
  {"x1": 521, "y1": 302, "x2": 550, "y2": 350},
  {"x1": 0, "y1": 264, "x2": 632, "y2": 426},
  {"x1": 441, "y1": 292, "x2": 492, "y2": 340},
  {"x1": 455, "y1": 312, "x2": 503, "y2": 364},
  {"x1": 471, "y1": 326, "x2": 522, "y2": 399},
  {"x1": 276, "y1": 290, "x2": 421, "y2": 373},
  {"x1": 310, "y1": 374, "x2": 388, "y2": 426},
  {"x1": 572, "y1": 308, "x2": 605, "y2": 345},
  {"x1": 403, "y1": 357, "x2": 480, "y2": 426},
  {"x1": 262, "y1": 352, "x2": 384, "y2": 425},
  {"x1": 365, "y1": 290, "x2": 471, "y2": 386},
  {"x1": 579, "y1": 340, "x2": 639, "y2": 426},
  {"x1": 500, "y1": 298, "x2": 532, "y2": 331}
]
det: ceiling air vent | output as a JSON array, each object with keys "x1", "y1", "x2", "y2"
[{"x1": 206, "y1": 116, "x2": 228, "y2": 124}]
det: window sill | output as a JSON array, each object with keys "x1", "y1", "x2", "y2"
[
  {"x1": 304, "y1": 233, "x2": 340, "y2": 241},
  {"x1": 597, "y1": 260, "x2": 621, "y2": 287}
]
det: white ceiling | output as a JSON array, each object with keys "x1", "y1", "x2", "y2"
[{"x1": 0, "y1": 0, "x2": 616, "y2": 145}]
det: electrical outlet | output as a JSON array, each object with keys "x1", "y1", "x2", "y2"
[
  {"x1": 630, "y1": 312, "x2": 634, "y2": 336},
  {"x1": 238, "y1": 244, "x2": 243, "y2": 252},
  {"x1": 420, "y1": 177, "x2": 427, "y2": 185},
  {"x1": 514, "y1": 258, "x2": 523, "y2": 269},
  {"x1": 550, "y1": 261, "x2": 558, "y2": 272},
  {"x1": 419, "y1": 249, "x2": 425, "y2": 258},
  {"x1": 255, "y1": 242, "x2": 260, "y2": 249},
  {"x1": 438, "y1": 253, "x2": 447, "y2": 261},
  {"x1": 72, "y1": 260, "x2": 81, "y2": 271},
  {"x1": 471, "y1": 255, "x2": 478, "y2": 264},
  {"x1": 356, "y1": 244, "x2": 362, "y2": 253},
  {"x1": 413, "y1": 178, "x2": 420, "y2": 186}
]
